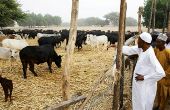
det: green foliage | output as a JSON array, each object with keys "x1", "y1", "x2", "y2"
[
  {"x1": 0, "y1": 0, "x2": 25, "y2": 27},
  {"x1": 18, "y1": 13, "x2": 62, "y2": 26},
  {"x1": 103, "y1": 12, "x2": 137, "y2": 26},
  {"x1": 143, "y1": 0, "x2": 170, "y2": 28}
]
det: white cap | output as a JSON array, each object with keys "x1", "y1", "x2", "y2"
[
  {"x1": 157, "y1": 33, "x2": 167, "y2": 42},
  {"x1": 139, "y1": 32, "x2": 152, "y2": 43}
]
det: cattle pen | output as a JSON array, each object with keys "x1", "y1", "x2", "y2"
[
  {"x1": 0, "y1": 0, "x2": 132, "y2": 109},
  {"x1": 0, "y1": 36, "x2": 136, "y2": 110},
  {"x1": 2, "y1": 0, "x2": 170, "y2": 110}
]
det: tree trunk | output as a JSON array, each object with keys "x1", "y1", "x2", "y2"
[
  {"x1": 148, "y1": 0, "x2": 154, "y2": 33},
  {"x1": 168, "y1": 11, "x2": 170, "y2": 32},
  {"x1": 152, "y1": 0, "x2": 156, "y2": 32},
  {"x1": 113, "y1": 0, "x2": 126, "y2": 110},
  {"x1": 162, "y1": 9, "x2": 167, "y2": 33},
  {"x1": 62, "y1": 0, "x2": 79, "y2": 109}
]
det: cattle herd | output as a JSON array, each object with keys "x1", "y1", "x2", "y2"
[{"x1": 1, "y1": 28, "x2": 160, "y2": 102}]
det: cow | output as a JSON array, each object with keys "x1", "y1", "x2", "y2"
[
  {"x1": 0, "y1": 47, "x2": 19, "y2": 60},
  {"x1": 85, "y1": 34, "x2": 108, "y2": 51},
  {"x1": 75, "y1": 31, "x2": 87, "y2": 51},
  {"x1": 19, "y1": 45, "x2": 62, "y2": 79},
  {"x1": 0, "y1": 75, "x2": 13, "y2": 102},
  {"x1": 59, "y1": 29, "x2": 69, "y2": 46},
  {"x1": 38, "y1": 35, "x2": 62, "y2": 47},
  {"x1": 2, "y1": 39, "x2": 29, "y2": 50},
  {"x1": 37, "y1": 33, "x2": 60, "y2": 39}
]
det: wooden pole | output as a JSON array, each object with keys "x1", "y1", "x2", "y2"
[
  {"x1": 138, "y1": 7, "x2": 143, "y2": 34},
  {"x1": 148, "y1": 0, "x2": 154, "y2": 33},
  {"x1": 119, "y1": 2, "x2": 127, "y2": 110},
  {"x1": 62, "y1": 0, "x2": 79, "y2": 109},
  {"x1": 113, "y1": 0, "x2": 126, "y2": 109}
]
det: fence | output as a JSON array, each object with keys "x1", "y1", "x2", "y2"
[{"x1": 46, "y1": 35, "x2": 138, "y2": 110}]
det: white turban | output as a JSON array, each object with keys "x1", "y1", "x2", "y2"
[
  {"x1": 157, "y1": 33, "x2": 167, "y2": 42},
  {"x1": 139, "y1": 32, "x2": 152, "y2": 43}
]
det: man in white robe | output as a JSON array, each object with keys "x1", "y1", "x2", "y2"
[{"x1": 122, "y1": 32, "x2": 165, "y2": 110}]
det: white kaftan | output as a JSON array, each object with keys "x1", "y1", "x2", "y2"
[
  {"x1": 165, "y1": 43, "x2": 170, "y2": 49},
  {"x1": 122, "y1": 46, "x2": 165, "y2": 110}
]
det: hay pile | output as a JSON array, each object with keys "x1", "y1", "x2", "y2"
[{"x1": 0, "y1": 38, "x2": 115, "y2": 110}]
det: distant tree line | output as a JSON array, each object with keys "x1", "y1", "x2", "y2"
[
  {"x1": 77, "y1": 12, "x2": 138, "y2": 26},
  {"x1": 17, "y1": 13, "x2": 62, "y2": 27},
  {"x1": 0, "y1": 0, "x2": 137, "y2": 28},
  {"x1": 77, "y1": 17, "x2": 109, "y2": 26}
]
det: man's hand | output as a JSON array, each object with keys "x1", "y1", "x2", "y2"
[{"x1": 135, "y1": 73, "x2": 144, "y2": 81}]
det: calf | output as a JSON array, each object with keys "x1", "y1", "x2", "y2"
[
  {"x1": 19, "y1": 45, "x2": 62, "y2": 79},
  {"x1": 0, "y1": 75, "x2": 13, "y2": 102},
  {"x1": 0, "y1": 47, "x2": 19, "y2": 60}
]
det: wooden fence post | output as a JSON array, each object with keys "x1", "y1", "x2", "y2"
[
  {"x1": 62, "y1": 0, "x2": 79, "y2": 110},
  {"x1": 113, "y1": 0, "x2": 126, "y2": 110}
]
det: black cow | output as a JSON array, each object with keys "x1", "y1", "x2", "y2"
[
  {"x1": 19, "y1": 45, "x2": 62, "y2": 79},
  {"x1": 75, "y1": 31, "x2": 87, "y2": 51},
  {"x1": 60, "y1": 29, "x2": 69, "y2": 45},
  {"x1": 0, "y1": 75, "x2": 13, "y2": 102},
  {"x1": 38, "y1": 35, "x2": 62, "y2": 47}
]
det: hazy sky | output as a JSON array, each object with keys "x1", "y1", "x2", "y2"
[{"x1": 17, "y1": 0, "x2": 145, "y2": 22}]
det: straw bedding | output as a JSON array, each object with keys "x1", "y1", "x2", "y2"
[{"x1": 0, "y1": 38, "x2": 115, "y2": 110}]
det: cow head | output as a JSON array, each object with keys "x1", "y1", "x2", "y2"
[
  {"x1": 54, "y1": 55, "x2": 62, "y2": 68},
  {"x1": 10, "y1": 49, "x2": 19, "y2": 60},
  {"x1": 85, "y1": 34, "x2": 92, "y2": 45}
]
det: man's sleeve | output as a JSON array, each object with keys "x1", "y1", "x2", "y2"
[
  {"x1": 165, "y1": 49, "x2": 170, "y2": 78},
  {"x1": 122, "y1": 46, "x2": 139, "y2": 56},
  {"x1": 144, "y1": 51, "x2": 165, "y2": 81}
]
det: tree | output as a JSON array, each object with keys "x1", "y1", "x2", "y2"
[
  {"x1": 126, "y1": 17, "x2": 137, "y2": 26},
  {"x1": 143, "y1": 0, "x2": 170, "y2": 29},
  {"x1": 0, "y1": 0, "x2": 25, "y2": 27},
  {"x1": 103, "y1": 12, "x2": 137, "y2": 26},
  {"x1": 159, "y1": 0, "x2": 170, "y2": 32},
  {"x1": 104, "y1": 12, "x2": 120, "y2": 26}
]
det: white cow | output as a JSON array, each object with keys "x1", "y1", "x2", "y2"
[
  {"x1": 37, "y1": 33, "x2": 61, "y2": 38},
  {"x1": 0, "y1": 47, "x2": 19, "y2": 60},
  {"x1": 2, "y1": 39, "x2": 29, "y2": 50},
  {"x1": 85, "y1": 34, "x2": 108, "y2": 51}
]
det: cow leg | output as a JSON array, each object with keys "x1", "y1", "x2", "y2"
[
  {"x1": 9, "y1": 85, "x2": 13, "y2": 102},
  {"x1": 29, "y1": 62, "x2": 38, "y2": 77},
  {"x1": 22, "y1": 61, "x2": 28, "y2": 79},
  {"x1": 47, "y1": 59, "x2": 52, "y2": 73},
  {"x1": 3, "y1": 88, "x2": 8, "y2": 102}
]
